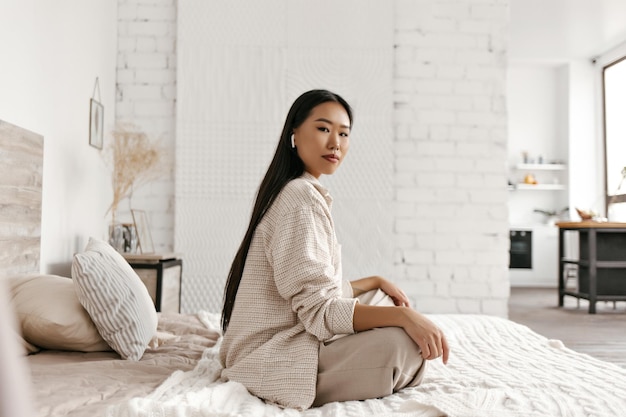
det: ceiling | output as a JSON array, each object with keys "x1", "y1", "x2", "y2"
[{"x1": 509, "y1": 0, "x2": 626, "y2": 64}]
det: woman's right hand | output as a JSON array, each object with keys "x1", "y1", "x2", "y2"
[
  {"x1": 353, "y1": 303, "x2": 450, "y2": 364},
  {"x1": 398, "y1": 307, "x2": 450, "y2": 364}
]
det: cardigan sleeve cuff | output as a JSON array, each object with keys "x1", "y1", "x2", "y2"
[
  {"x1": 329, "y1": 297, "x2": 358, "y2": 335},
  {"x1": 341, "y1": 279, "x2": 354, "y2": 298}
]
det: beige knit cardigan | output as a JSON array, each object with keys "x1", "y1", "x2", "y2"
[{"x1": 219, "y1": 173, "x2": 357, "y2": 410}]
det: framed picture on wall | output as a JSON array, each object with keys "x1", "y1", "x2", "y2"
[
  {"x1": 132, "y1": 209, "x2": 155, "y2": 254},
  {"x1": 89, "y1": 98, "x2": 104, "y2": 149}
]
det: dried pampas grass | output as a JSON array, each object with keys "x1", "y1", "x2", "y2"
[{"x1": 104, "y1": 124, "x2": 167, "y2": 221}]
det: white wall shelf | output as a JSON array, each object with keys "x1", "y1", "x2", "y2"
[
  {"x1": 510, "y1": 163, "x2": 567, "y2": 191},
  {"x1": 513, "y1": 183, "x2": 566, "y2": 191},
  {"x1": 516, "y1": 163, "x2": 566, "y2": 171}
]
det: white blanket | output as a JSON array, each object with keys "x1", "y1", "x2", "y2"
[{"x1": 107, "y1": 312, "x2": 626, "y2": 417}]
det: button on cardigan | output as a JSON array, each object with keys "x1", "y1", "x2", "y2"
[{"x1": 219, "y1": 173, "x2": 358, "y2": 410}]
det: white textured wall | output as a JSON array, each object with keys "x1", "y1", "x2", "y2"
[
  {"x1": 117, "y1": 0, "x2": 511, "y2": 316},
  {"x1": 175, "y1": 0, "x2": 394, "y2": 313}
]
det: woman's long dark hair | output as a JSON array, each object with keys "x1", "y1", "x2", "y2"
[{"x1": 221, "y1": 89, "x2": 353, "y2": 332}]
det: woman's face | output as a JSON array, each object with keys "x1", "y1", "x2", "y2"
[{"x1": 293, "y1": 101, "x2": 351, "y2": 178}]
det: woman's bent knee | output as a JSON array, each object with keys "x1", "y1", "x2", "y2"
[
  {"x1": 315, "y1": 327, "x2": 426, "y2": 406},
  {"x1": 373, "y1": 328, "x2": 426, "y2": 389}
]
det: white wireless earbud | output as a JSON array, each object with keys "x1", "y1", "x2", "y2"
[{"x1": 290, "y1": 134, "x2": 295, "y2": 149}]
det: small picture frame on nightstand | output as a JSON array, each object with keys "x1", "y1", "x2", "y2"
[{"x1": 132, "y1": 209, "x2": 154, "y2": 254}]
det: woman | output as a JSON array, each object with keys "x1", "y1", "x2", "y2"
[{"x1": 220, "y1": 89, "x2": 449, "y2": 410}]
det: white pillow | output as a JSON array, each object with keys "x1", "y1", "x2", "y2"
[
  {"x1": 71, "y1": 237, "x2": 158, "y2": 360},
  {"x1": 9, "y1": 274, "x2": 109, "y2": 352}
]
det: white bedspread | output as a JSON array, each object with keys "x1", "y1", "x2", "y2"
[{"x1": 107, "y1": 312, "x2": 626, "y2": 417}]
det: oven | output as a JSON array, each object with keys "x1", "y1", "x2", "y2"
[{"x1": 510, "y1": 229, "x2": 532, "y2": 269}]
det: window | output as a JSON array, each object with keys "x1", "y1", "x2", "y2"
[{"x1": 603, "y1": 56, "x2": 626, "y2": 218}]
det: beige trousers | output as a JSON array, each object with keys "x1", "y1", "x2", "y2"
[{"x1": 313, "y1": 290, "x2": 426, "y2": 407}]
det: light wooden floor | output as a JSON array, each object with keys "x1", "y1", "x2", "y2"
[{"x1": 509, "y1": 287, "x2": 626, "y2": 368}]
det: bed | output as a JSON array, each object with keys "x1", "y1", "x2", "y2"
[{"x1": 3, "y1": 119, "x2": 626, "y2": 417}]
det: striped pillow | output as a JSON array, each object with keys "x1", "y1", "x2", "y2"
[{"x1": 71, "y1": 237, "x2": 158, "y2": 360}]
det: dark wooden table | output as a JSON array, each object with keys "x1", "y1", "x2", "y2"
[{"x1": 557, "y1": 221, "x2": 626, "y2": 313}]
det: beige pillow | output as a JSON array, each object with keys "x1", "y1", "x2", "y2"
[
  {"x1": 9, "y1": 274, "x2": 110, "y2": 352},
  {"x1": 71, "y1": 237, "x2": 158, "y2": 361},
  {"x1": 16, "y1": 331, "x2": 40, "y2": 355}
]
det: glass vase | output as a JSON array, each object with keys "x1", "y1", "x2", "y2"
[{"x1": 109, "y1": 223, "x2": 138, "y2": 253}]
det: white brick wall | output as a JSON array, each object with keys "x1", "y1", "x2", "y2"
[
  {"x1": 115, "y1": 0, "x2": 176, "y2": 253},
  {"x1": 393, "y1": 0, "x2": 510, "y2": 316},
  {"x1": 116, "y1": 0, "x2": 511, "y2": 316}
]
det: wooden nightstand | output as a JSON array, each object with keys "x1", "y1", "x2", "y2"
[{"x1": 123, "y1": 253, "x2": 182, "y2": 313}]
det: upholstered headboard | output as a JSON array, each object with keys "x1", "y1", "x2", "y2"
[{"x1": 0, "y1": 120, "x2": 43, "y2": 278}]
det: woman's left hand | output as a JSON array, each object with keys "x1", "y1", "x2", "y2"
[
  {"x1": 378, "y1": 277, "x2": 411, "y2": 307},
  {"x1": 350, "y1": 275, "x2": 411, "y2": 307}
]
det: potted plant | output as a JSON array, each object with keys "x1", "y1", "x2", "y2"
[{"x1": 533, "y1": 207, "x2": 569, "y2": 225}]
